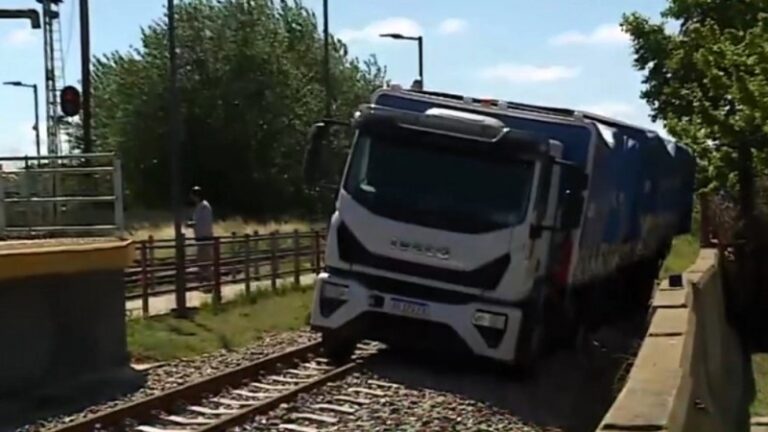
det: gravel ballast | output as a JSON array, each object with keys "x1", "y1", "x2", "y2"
[
  {"x1": 17, "y1": 309, "x2": 646, "y2": 431},
  {"x1": 246, "y1": 371, "x2": 560, "y2": 432},
  {"x1": 17, "y1": 329, "x2": 319, "y2": 432}
]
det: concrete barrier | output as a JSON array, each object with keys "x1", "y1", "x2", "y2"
[
  {"x1": 597, "y1": 249, "x2": 754, "y2": 432},
  {"x1": 0, "y1": 238, "x2": 144, "y2": 429}
]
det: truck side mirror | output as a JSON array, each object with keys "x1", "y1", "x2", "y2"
[
  {"x1": 560, "y1": 191, "x2": 584, "y2": 230},
  {"x1": 572, "y1": 171, "x2": 589, "y2": 192},
  {"x1": 303, "y1": 122, "x2": 329, "y2": 188},
  {"x1": 556, "y1": 162, "x2": 589, "y2": 192}
]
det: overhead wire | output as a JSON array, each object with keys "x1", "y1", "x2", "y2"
[{"x1": 63, "y1": 0, "x2": 78, "y2": 75}]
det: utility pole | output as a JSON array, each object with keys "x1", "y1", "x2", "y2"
[
  {"x1": 322, "y1": 0, "x2": 331, "y2": 118},
  {"x1": 168, "y1": 0, "x2": 187, "y2": 317},
  {"x1": 80, "y1": 0, "x2": 92, "y2": 153}
]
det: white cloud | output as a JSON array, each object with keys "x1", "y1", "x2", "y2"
[
  {"x1": 549, "y1": 24, "x2": 629, "y2": 46},
  {"x1": 437, "y1": 18, "x2": 467, "y2": 35},
  {"x1": 2, "y1": 28, "x2": 36, "y2": 47},
  {"x1": 338, "y1": 17, "x2": 423, "y2": 43},
  {"x1": 479, "y1": 63, "x2": 581, "y2": 83}
]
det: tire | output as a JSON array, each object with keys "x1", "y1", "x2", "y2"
[
  {"x1": 510, "y1": 285, "x2": 554, "y2": 377},
  {"x1": 321, "y1": 331, "x2": 356, "y2": 365}
]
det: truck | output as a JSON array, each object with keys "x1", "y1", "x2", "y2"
[{"x1": 302, "y1": 83, "x2": 696, "y2": 372}]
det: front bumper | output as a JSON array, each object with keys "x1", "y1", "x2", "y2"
[{"x1": 309, "y1": 271, "x2": 524, "y2": 363}]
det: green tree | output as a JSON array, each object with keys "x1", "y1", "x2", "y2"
[
  {"x1": 87, "y1": 0, "x2": 387, "y2": 219},
  {"x1": 621, "y1": 0, "x2": 768, "y2": 197}
]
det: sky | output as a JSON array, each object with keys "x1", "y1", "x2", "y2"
[{"x1": 0, "y1": 0, "x2": 672, "y2": 157}]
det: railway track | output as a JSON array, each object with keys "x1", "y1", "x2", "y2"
[{"x1": 47, "y1": 341, "x2": 384, "y2": 432}]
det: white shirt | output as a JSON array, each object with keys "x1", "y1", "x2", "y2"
[{"x1": 192, "y1": 200, "x2": 214, "y2": 239}]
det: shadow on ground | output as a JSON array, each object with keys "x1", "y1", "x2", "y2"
[{"x1": 364, "y1": 313, "x2": 648, "y2": 432}]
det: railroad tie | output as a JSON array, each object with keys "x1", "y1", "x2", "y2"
[
  {"x1": 136, "y1": 426, "x2": 194, "y2": 432},
  {"x1": 367, "y1": 380, "x2": 402, "y2": 389},
  {"x1": 291, "y1": 412, "x2": 339, "y2": 424},
  {"x1": 305, "y1": 362, "x2": 333, "y2": 371},
  {"x1": 250, "y1": 382, "x2": 293, "y2": 391},
  {"x1": 310, "y1": 403, "x2": 358, "y2": 415},
  {"x1": 286, "y1": 368, "x2": 321, "y2": 377},
  {"x1": 348, "y1": 387, "x2": 386, "y2": 397},
  {"x1": 210, "y1": 397, "x2": 256, "y2": 407},
  {"x1": 158, "y1": 415, "x2": 214, "y2": 426},
  {"x1": 278, "y1": 424, "x2": 319, "y2": 432},
  {"x1": 333, "y1": 395, "x2": 372, "y2": 405},
  {"x1": 271, "y1": 375, "x2": 312, "y2": 384},
  {"x1": 358, "y1": 340, "x2": 382, "y2": 350},
  {"x1": 231, "y1": 389, "x2": 275, "y2": 398},
  {"x1": 186, "y1": 405, "x2": 238, "y2": 415}
]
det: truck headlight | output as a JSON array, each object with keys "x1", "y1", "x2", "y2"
[
  {"x1": 321, "y1": 281, "x2": 349, "y2": 301},
  {"x1": 472, "y1": 310, "x2": 507, "y2": 330}
]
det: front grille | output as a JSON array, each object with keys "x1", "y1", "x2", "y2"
[
  {"x1": 336, "y1": 222, "x2": 509, "y2": 290},
  {"x1": 352, "y1": 270, "x2": 481, "y2": 305}
]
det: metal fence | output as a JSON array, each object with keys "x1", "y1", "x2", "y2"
[
  {"x1": 0, "y1": 153, "x2": 124, "y2": 238},
  {"x1": 125, "y1": 229, "x2": 327, "y2": 317}
]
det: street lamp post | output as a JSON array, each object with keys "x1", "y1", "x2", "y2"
[
  {"x1": 379, "y1": 33, "x2": 424, "y2": 87},
  {"x1": 3, "y1": 81, "x2": 41, "y2": 156}
]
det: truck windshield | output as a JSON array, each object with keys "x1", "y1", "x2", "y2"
[{"x1": 342, "y1": 132, "x2": 535, "y2": 233}]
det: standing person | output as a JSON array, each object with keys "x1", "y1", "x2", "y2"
[{"x1": 187, "y1": 186, "x2": 214, "y2": 285}]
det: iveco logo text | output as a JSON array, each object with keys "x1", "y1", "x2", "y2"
[{"x1": 390, "y1": 238, "x2": 451, "y2": 260}]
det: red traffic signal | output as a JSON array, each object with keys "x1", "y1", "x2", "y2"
[{"x1": 60, "y1": 85, "x2": 81, "y2": 117}]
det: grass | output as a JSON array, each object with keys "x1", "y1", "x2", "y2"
[
  {"x1": 752, "y1": 354, "x2": 768, "y2": 416},
  {"x1": 126, "y1": 284, "x2": 315, "y2": 362},
  {"x1": 126, "y1": 217, "x2": 313, "y2": 241},
  {"x1": 660, "y1": 234, "x2": 701, "y2": 279}
]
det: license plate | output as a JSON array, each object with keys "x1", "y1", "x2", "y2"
[{"x1": 389, "y1": 298, "x2": 429, "y2": 317}]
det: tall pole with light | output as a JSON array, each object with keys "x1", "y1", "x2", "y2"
[
  {"x1": 167, "y1": 0, "x2": 187, "y2": 317},
  {"x1": 3, "y1": 81, "x2": 41, "y2": 157},
  {"x1": 379, "y1": 33, "x2": 424, "y2": 87},
  {"x1": 80, "y1": 0, "x2": 92, "y2": 153}
]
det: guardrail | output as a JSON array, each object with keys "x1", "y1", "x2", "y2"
[
  {"x1": 596, "y1": 249, "x2": 753, "y2": 432},
  {"x1": 125, "y1": 229, "x2": 327, "y2": 317},
  {"x1": 0, "y1": 153, "x2": 124, "y2": 238}
]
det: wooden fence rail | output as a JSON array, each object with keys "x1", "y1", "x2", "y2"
[{"x1": 125, "y1": 229, "x2": 327, "y2": 317}]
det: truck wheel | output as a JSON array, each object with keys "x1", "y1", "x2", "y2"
[
  {"x1": 510, "y1": 286, "x2": 552, "y2": 377},
  {"x1": 512, "y1": 320, "x2": 546, "y2": 377},
  {"x1": 321, "y1": 331, "x2": 356, "y2": 365}
]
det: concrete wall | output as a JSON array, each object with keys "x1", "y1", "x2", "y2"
[
  {"x1": 596, "y1": 249, "x2": 754, "y2": 432},
  {"x1": 0, "y1": 272, "x2": 132, "y2": 395},
  {"x1": 0, "y1": 239, "x2": 144, "y2": 428}
]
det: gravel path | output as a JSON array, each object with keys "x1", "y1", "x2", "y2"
[{"x1": 18, "y1": 329, "x2": 319, "y2": 432}]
